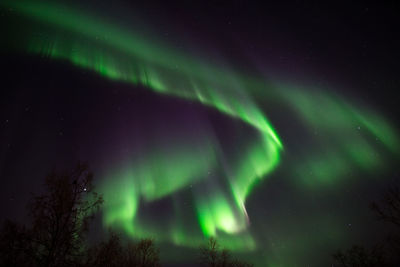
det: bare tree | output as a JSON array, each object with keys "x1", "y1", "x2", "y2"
[
  {"x1": 200, "y1": 237, "x2": 220, "y2": 267},
  {"x1": 200, "y1": 237, "x2": 253, "y2": 267},
  {"x1": 333, "y1": 245, "x2": 388, "y2": 267},
  {"x1": 0, "y1": 162, "x2": 103, "y2": 267},
  {"x1": 370, "y1": 186, "x2": 400, "y2": 228},
  {"x1": 86, "y1": 233, "x2": 160, "y2": 267},
  {"x1": 126, "y1": 238, "x2": 161, "y2": 267},
  {"x1": 333, "y1": 186, "x2": 400, "y2": 266},
  {"x1": 28, "y1": 162, "x2": 103, "y2": 267},
  {"x1": 0, "y1": 220, "x2": 31, "y2": 267},
  {"x1": 85, "y1": 231, "x2": 124, "y2": 267},
  {"x1": 370, "y1": 185, "x2": 400, "y2": 263}
]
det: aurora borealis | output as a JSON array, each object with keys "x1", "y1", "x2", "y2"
[{"x1": 1, "y1": 0, "x2": 399, "y2": 266}]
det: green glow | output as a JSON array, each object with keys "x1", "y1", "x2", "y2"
[
  {"x1": 2, "y1": 0, "x2": 283, "y2": 250},
  {"x1": 2, "y1": 1, "x2": 400, "y2": 264},
  {"x1": 277, "y1": 87, "x2": 398, "y2": 188}
]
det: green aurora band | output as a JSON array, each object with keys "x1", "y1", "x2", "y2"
[{"x1": 2, "y1": 0, "x2": 399, "y2": 264}]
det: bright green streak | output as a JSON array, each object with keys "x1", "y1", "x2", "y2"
[{"x1": 2, "y1": 0, "x2": 283, "y2": 250}]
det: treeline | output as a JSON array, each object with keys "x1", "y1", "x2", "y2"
[
  {"x1": 2, "y1": 162, "x2": 399, "y2": 266},
  {"x1": 0, "y1": 163, "x2": 253, "y2": 267}
]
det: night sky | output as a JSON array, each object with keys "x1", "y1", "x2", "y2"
[{"x1": 1, "y1": 0, "x2": 399, "y2": 266}]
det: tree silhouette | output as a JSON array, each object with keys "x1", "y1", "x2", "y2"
[
  {"x1": 29, "y1": 162, "x2": 103, "y2": 267},
  {"x1": 200, "y1": 237, "x2": 253, "y2": 267},
  {"x1": 369, "y1": 186, "x2": 400, "y2": 264},
  {"x1": 200, "y1": 237, "x2": 220, "y2": 267},
  {"x1": 0, "y1": 220, "x2": 30, "y2": 267},
  {"x1": 370, "y1": 186, "x2": 400, "y2": 228},
  {"x1": 86, "y1": 231, "x2": 124, "y2": 267},
  {"x1": 333, "y1": 186, "x2": 400, "y2": 266},
  {"x1": 86, "y1": 231, "x2": 160, "y2": 267},
  {"x1": 333, "y1": 245, "x2": 388, "y2": 267},
  {"x1": 126, "y1": 238, "x2": 161, "y2": 267},
  {"x1": 0, "y1": 162, "x2": 103, "y2": 267}
]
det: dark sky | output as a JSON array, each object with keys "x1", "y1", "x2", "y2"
[{"x1": 1, "y1": 1, "x2": 399, "y2": 266}]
